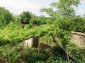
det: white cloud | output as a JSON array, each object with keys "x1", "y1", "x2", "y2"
[
  {"x1": 81, "y1": 0, "x2": 85, "y2": 3},
  {"x1": 76, "y1": 8, "x2": 85, "y2": 16},
  {"x1": 0, "y1": 0, "x2": 45, "y2": 15},
  {"x1": 75, "y1": 0, "x2": 85, "y2": 16},
  {"x1": 0, "y1": 0, "x2": 85, "y2": 16}
]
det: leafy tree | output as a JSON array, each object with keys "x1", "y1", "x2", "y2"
[
  {"x1": 70, "y1": 16, "x2": 85, "y2": 32},
  {"x1": 20, "y1": 11, "x2": 32, "y2": 24},
  {"x1": 40, "y1": 0, "x2": 81, "y2": 61},
  {"x1": 13, "y1": 15, "x2": 21, "y2": 23},
  {"x1": 0, "y1": 7, "x2": 13, "y2": 27},
  {"x1": 30, "y1": 15, "x2": 47, "y2": 26},
  {"x1": 41, "y1": 0, "x2": 80, "y2": 48},
  {"x1": 0, "y1": 0, "x2": 84, "y2": 62},
  {"x1": 41, "y1": 0, "x2": 80, "y2": 18}
]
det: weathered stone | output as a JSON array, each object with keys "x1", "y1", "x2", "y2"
[{"x1": 71, "y1": 31, "x2": 85, "y2": 48}]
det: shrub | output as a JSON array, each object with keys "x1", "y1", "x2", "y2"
[{"x1": 0, "y1": 7, "x2": 13, "y2": 27}]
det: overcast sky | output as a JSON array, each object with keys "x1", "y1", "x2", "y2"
[{"x1": 0, "y1": 0, "x2": 85, "y2": 16}]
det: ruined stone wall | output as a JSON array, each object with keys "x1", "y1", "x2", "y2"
[
  {"x1": 71, "y1": 32, "x2": 85, "y2": 48},
  {"x1": 20, "y1": 38, "x2": 33, "y2": 48}
]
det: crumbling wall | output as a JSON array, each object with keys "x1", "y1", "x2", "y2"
[
  {"x1": 71, "y1": 32, "x2": 85, "y2": 48},
  {"x1": 20, "y1": 38, "x2": 33, "y2": 48}
]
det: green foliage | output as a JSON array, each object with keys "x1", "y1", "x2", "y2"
[
  {"x1": 30, "y1": 15, "x2": 47, "y2": 26},
  {"x1": 51, "y1": 0, "x2": 80, "y2": 16},
  {"x1": 40, "y1": 0, "x2": 84, "y2": 49},
  {"x1": 13, "y1": 15, "x2": 21, "y2": 23},
  {"x1": 0, "y1": 0, "x2": 84, "y2": 63},
  {"x1": 24, "y1": 49, "x2": 50, "y2": 63},
  {"x1": 0, "y1": 7, "x2": 13, "y2": 27},
  {"x1": 41, "y1": 0, "x2": 80, "y2": 19},
  {"x1": 0, "y1": 22, "x2": 51, "y2": 45},
  {"x1": 68, "y1": 48, "x2": 85, "y2": 63},
  {"x1": 0, "y1": 44, "x2": 20, "y2": 63},
  {"x1": 70, "y1": 16, "x2": 85, "y2": 32},
  {"x1": 0, "y1": 45, "x2": 68, "y2": 63},
  {"x1": 20, "y1": 11, "x2": 32, "y2": 24},
  {"x1": 0, "y1": 41, "x2": 85, "y2": 63}
]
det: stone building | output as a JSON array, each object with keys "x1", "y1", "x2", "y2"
[
  {"x1": 71, "y1": 31, "x2": 85, "y2": 48},
  {"x1": 20, "y1": 37, "x2": 50, "y2": 49}
]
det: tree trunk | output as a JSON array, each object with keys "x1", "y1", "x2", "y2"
[
  {"x1": 51, "y1": 33, "x2": 81, "y2": 63},
  {"x1": 51, "y1": 33, "x2": 69, "y2": 61}
]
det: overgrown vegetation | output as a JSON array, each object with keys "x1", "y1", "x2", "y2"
[
  {"x1": 0, "y1": 7, "x2": 13, "y2": 27},
  {"x1": 0, "y1": 0, "x2": 85, "y2": 63}
]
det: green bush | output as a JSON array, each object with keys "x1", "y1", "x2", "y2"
[
  {"x1": 0, "y1": 7, "x2": 13, "y2": 27},
  {"x1": 20, "y1": 11, "x2": 32, "y2": 24},
  {"x1": 24, "y1": 49, "x2": 50, "y2": 63}
]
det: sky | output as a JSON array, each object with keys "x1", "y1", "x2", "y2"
[{"x1": 0, "y1": 0, "x2": 85, "y2": 16}]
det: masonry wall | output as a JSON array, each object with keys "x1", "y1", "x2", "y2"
[{"x1": 71, "y1": 32, "x2": 85, "y2": 48}]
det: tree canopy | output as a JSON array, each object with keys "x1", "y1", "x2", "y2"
[
  {"x1": 0, "y1": 7, "x2": 13, "y2": 27},
  {"x1": 0, "y1": 0, "x2": 85, "y2": 62},
  {"x1": 40, "y1": 0, "x2": 81, "y2": 48},
  {"x1": 20, "y1": 11, "x2": 32, "y2": 24}
]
